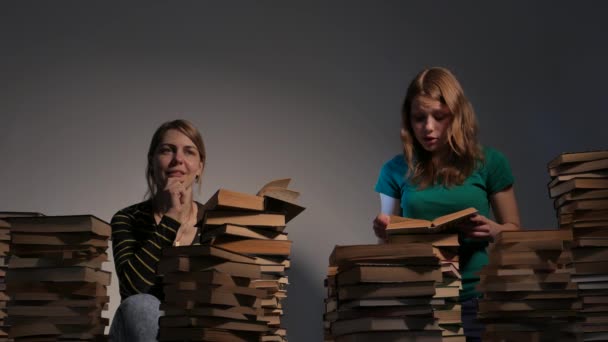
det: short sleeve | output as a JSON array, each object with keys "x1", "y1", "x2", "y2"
[
  {"x1": 375, "y1": 155, "x2": 406, "y2": 199},
  {"x1": 483, "y1": 147, "x2": 515, "y2": 194}
]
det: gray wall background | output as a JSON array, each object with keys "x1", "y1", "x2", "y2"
[{"x1": 1, "y1": 1, "x2": 607, "y2": 340}]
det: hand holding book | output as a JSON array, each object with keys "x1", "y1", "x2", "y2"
[
  {"x1": 457, "y1": 214, "x2": 497, "y2": 241},
  {"x1": 372, "y1": 214, "x2": 390, "y2": 242},
  {"x1": 385, "y1": 207, "x2": 478, "y2": 235}
]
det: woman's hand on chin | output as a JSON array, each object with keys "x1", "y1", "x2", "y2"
[{"x1": 162, "y1": 178, "x2": 188, "y2": 223}]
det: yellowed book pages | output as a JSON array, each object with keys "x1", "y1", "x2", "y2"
[{"x1": 386, "y1": 208, "x2": 477, "y2": 234}]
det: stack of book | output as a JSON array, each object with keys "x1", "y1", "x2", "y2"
[
  {"x1": 477, "y1": 229, "x2": 581, "y2": 341},
  {"x1": 158, "y1": 179, "x2": 304, "y2": 342},
  {"x1": 386, "y1": 210, "x2": 474, "y2": 341},
  {"x1": 548, "y1": 150, "x2": 608, "y2": 236},
  {"x1": 323, "y1": 265, "x2": 338, "y2": 341},
  {"x1": 4, "y1": 215, "x2": 111, "y2": 341},
  {"x1": 0, "y1": 219, "x2": 9, "y2": 341},
  {"x1": 323, "y1": 243, "x2": 444, "y2": 342},
  {"x1": 157, "y1": 245, "x2": 274, "y2": 341},
  {"x1": 548, "y1": 150, "x2": 608, "y2": 341}
]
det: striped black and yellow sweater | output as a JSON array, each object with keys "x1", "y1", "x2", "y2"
[{"x1": 111, "y1": 200, "x2": 204, "y2": 301}]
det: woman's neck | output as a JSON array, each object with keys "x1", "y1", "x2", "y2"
[{"x1": 431, "y1": 145, "x2": 452, "y2": 165}]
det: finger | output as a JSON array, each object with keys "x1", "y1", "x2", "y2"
[
  {"x1": 169, "y1": 189, "x2": 181, "y2": 210},
  {"x1": 456, "y1": 221, "x2": 474, "y2": 229},
  {"x1": 373, "y1": 225, "x2": 386, "y2": 234},
  {"x1": 165, "y1": 178, "x2": 181, "y2": 190},
  {"x1": 470, "y1": 229, "x2": 491, "y2": 235},
  {"x1": 478, "y1": 216, "x2": 492, "y2": 225},
  {"x1": 373, "y1": 214, "x2": 390, "y2": 229},
  {"x1": 468, "y1": 215, "x2": 486, "y2": 224},
  {"x1": 179, "y1": 189, "x2": 186, "y2": 205},
  {"x1": 469, "y1": 231, "x2": 492, "y2": 239},
  {"x1": 373, "y1": 214, "x2": 390, "y2": 239},
  {"x1": 373, "y1": 224, "x2": 387, "y2": 238},
  {"x1": 377, "y1": 214, "x2": 391, "y2": 226},
  {"x1": 470, "y1": 226, "x2": 491, "y2": 233},
  {"x1": 466, "y1": 229, "x2": 492, "y2": 238},
  {"x1": 374, "y1": 229, "x2": 387, "y2": 240}
]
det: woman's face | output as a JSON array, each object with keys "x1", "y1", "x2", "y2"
[
  {"x1": 152, "y1": 129, "x2": 203, "y2": 190},
  {"x1": 410, "y1": 95, "x2": 453, "y2": 154}
]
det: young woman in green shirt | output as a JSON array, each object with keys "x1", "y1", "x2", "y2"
[{"x1": 373, "y1": 67, "x2": 521, "y2": 341}]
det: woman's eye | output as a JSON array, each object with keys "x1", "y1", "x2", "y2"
[
  {"x1": 159, "y1": 147, "x2": 172, "y2": 154},
  {"x1": 412, "y1": 116, "x2": 425, "y2": 123}
]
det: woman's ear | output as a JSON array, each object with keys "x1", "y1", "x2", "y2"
[
  {"x1": 196, "y1": 163, "x2": 205, "y2": 180},
  {"x1": 195, "y1": 163, "x2": 204, "y2": 186}
]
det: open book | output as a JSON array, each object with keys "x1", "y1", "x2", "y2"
[
  {"x1": 386, "y1": 207, "x2": 477, "y2": 234},
  {"x1": 256, "y1": 178, "x2": 305, "y2": 222}
]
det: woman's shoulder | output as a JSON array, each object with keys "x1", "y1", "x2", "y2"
[
  {"x1": 480, "y1": 145, "x2": 511, "y2": 166},
  {"x1": 382, "y1": 153, "x2": 408, "y2": 170},
  {"x1": 113, "y1": 200, "x2": 153, "y2": 220},
  {"x1": 478, "y1": 145, "x2": 514, "y2": 190},
  {"x1": 378, "y1": 154, "x2": 408, "y2": 180},
  {"x1": 376, "y1": 154, "x2": 409, "y2": 196}
]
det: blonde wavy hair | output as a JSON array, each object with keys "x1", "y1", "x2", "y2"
[{"x1": 401, "y1": 67, "x2": 483, "y2": 188}]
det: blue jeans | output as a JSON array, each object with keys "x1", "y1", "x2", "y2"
[
  {"x1": 109, "y1": 294, "x2": 160, "y2": 342},
  {"x1": 462, "y1": 298, "x2": 484, "y2": 342}
]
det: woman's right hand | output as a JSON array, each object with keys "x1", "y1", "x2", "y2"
[
  {"x1": 373, "y1": 213, "x2": 390, "y2": 242},
  {"x1": 163, "y1": 179, "x2": 188, "y2": 223}
]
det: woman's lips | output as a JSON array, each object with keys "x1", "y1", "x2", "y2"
[{"x1": 167, "y1": 171, "x2": 185, "y2": 177}]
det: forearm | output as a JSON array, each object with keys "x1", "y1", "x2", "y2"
[
  {"x1": 500, "y1": 222, "x2": 520, "y2": 231},
  {"x1": 488, "y1": 221, "x2": 520, "y2": 240},
  {"x1": 112, "y1": 213, "x2": 179, "y2": 296}
]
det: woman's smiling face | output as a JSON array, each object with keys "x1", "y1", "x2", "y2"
[{"x1": 152, "y1": 129, "x2": 203, "y2": 190}]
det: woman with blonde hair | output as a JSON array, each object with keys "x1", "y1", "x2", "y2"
[
  {"x1": 109, "y1": 119, "x2": 206, "y2": 341},
  {"x1": 373, "y1": 67, "x2": 520, "y2": 341}
]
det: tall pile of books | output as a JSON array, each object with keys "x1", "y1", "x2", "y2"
[
  {"x1": 477, "y1": 229, "x2": 581, "y2": 341},
  {"x1": 548, "y1": 150, "x2": 608, "y2": 341},
  {"x1": 323, "y1": 243, "x2": 443, "y2": 341},
  {"x1": 158, "y1": 245, "x2": 275, "y2": 341},
  {"x1": 158, "y1": 179, "x2": 304, "y2": 342},
  {"x1": 389, "y1": 233, "x2": 463, "y2": 340},
  {"x1": 3, "y1": 215, "x2": 111, "y2": 341},
  {"x1": 384, "y1": 209, "x2": 476, "y2": 341},
  {"x1": 323, "y1": 265, "x2": 337, "y2": 341},
  {"x1": 0, "y1": 219, "x2": 10, "y2": 341}
]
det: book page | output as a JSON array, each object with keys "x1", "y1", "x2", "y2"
[
  {"x1": 256, "y1": 178, "x2": 291, "y2": 196},
  {"x1": 431, "y1": 207, "x2": 477, "y2": 227}
]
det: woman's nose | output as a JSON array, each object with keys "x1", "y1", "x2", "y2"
[
  {"x1": 173, "y1": 150, "x2": 185, "y2": 163},
  {"x1": 425, "y1": 118, "x2": 435, "y2": 132}
]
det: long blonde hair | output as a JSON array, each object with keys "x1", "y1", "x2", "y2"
[{"x1": 401, "y1": 67, "x2": 483, "y2": 188}]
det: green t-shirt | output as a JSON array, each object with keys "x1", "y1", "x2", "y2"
[{"x1": 375, "y1": 146, "x2": 514, "y2": 300}]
